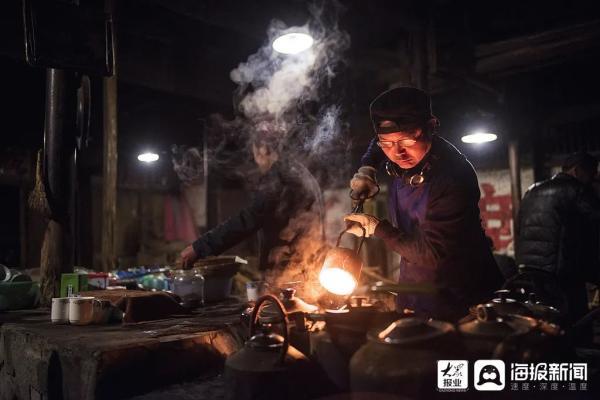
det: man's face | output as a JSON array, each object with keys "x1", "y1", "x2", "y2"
[
  {"x1": 377, "y1": 128, "x2": 431, "y2": 169},
  {"x1": 252, "y1": 143, "x2": 273, "y2": 174}
]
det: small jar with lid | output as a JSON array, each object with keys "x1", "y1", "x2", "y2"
[{"x1": 172, "y1": 269, "x2": 205, "y2": 308}]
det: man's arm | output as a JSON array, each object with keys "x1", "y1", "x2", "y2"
[
  {"x1": 373, "y1": 179, "x2": 476, "y2": 268},
  {"x1": 360, "y1": 137, "x2": 386, "y2": 168},
  {"x1": 191, "y1": 191, "x2": 271, "y2": 258}
]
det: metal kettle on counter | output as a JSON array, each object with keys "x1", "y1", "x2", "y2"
[
  {"x1": 224, "y1": 294, "x2": 313, "y2": 400},
  {"x1": 483, "y1": 289, "x2": 563, "y2": 324},
  {"x1": 458, "y1": 302, "x2": 539, "y2": 361},
  {"x1": 485, "y1": 296, "x2": 572, "y2": 362},
  {"x1": 240, "y1": 287, "x2": 317, "y2": 357},
  {"x1": 349, "y1": 317, "x2": 459, "y2": 398}
]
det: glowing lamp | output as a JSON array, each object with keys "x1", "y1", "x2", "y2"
[
  {"x1": 137, "y1": 152, "x2": 159, "y2": 163},
  {"x1": 272, "y1": 32, "x2": 314, "y2": 55},
  {"x1": 461, "y1": 131, "x2": 497, "y2": 144}
]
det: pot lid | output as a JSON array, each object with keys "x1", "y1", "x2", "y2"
[
  {"x1": 368, "y1": 317, "x2": 454, "y2": 345},
  {"x1": 525, "y1": 302, "x2": 559, "y2": 314},
  {"x1": 524, "y1": 293, "x2": 561, "y2": 318},
  {"x1": 490, "y1": 290, "x2": 532, "y2": 316},
  {"x1": 280, "y1": 288, "x2": 318, "y2": 314},
  {"x1": 459, "y1": 317, "x2": 519, "y2": 337},
  {"x1": 459, "y1": 304, "x2": 536, "y2": 338},
  {"x1": 246, "y1": 332, "x2": 284, "y2": 350},
  {"x1": 325, "y1": 308, "x2": 350, "y2": 315}
]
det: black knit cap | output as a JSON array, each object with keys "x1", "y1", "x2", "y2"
[{"x1": 370, "y1": 87, "x2": 433, "y2": 134}]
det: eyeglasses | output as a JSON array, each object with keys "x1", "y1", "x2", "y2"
[{"x1": 376, "y1": 138, "x2": 417, "y2": 149}]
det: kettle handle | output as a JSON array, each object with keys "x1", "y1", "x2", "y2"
[
  {"x1": 250, "y1": 294, "x2": 289, "y2": 364},
  {"x1": 336, "y1": 222, "x2": 366, "y2": 253}
]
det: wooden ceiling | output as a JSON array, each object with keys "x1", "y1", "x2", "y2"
[{"x1": 1, "y1": 0, "x2": 600, "y2": 171}]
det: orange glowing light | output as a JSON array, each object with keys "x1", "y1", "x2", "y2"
[{"x1": 318, "y1": 267, "x2": 357, "y2": 296}]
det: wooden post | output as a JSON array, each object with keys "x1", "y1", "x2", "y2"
[
  {"x1": 508, "y1": 139, "x2": 522, "y2": 254},
  {"x1": 408, "y1": 5, "x2": 432, "y2": 91},
  {"x1": 410, "y1": 27, "x2": 428, "y2": 90},
  {"x1": 19, "y1": 185, "x2": 27, "y2": 268},
  {"x1": 101, "y1": 0, "x2": 118, "y2": 272},
  {"x1": 39, "y1": 68, "x2": 75, "y2": 305}
]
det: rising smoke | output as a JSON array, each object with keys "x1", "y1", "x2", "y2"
[
  {"x1": 229, "y1": 2, "x2": 352, "y2": 182},
  {"x1": 182, "y1": 2, "x2": 352, "y2": 302},
  {"x1": 233, "y1": 2, "x2": 350, "y2": 302}
]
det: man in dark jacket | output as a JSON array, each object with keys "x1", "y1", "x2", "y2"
[
  {"x1": 180, "y1": 121, "x2": 325, "y2": 274},
  {"x1": 345, "y1": 87, "x2": 502, "y2": 321},
  {"x1": 515, "y1": 152, "x2": 600, "y2": 324}
]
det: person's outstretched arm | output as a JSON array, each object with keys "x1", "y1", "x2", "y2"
[{"x1": 181, "y1": 191, "x2": 272, "y2": 267}]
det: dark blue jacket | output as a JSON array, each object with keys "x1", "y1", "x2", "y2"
[{"x1": 362, "y1": 135, "x2": 502, "y2": 320}]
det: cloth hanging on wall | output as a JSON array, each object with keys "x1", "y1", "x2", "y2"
[{"x1": 164, "y1": 194, "x2": 197, "y2": 243}]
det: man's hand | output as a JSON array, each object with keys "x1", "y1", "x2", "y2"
[
  {"x1": 180, "y1": 245, "x2": 199, "y2": 269},
  {"x1": 344, "y1": 213, "x2": 380, "y2": 237},
  {"x1": 350, "y1": 166, "x2": 379, "y2": 199}
]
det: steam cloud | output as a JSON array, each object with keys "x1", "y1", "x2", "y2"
[
  {"x1": 229, "y1": 2, "x2": 351, "y2": 302},
  {"x1": 174, "y1": 2, "x2": 351, "y2": 303},
  {"x1": 230, "y1": 2, "x2": 351, "y2": 177}
]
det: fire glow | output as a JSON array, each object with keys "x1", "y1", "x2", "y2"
[{"x1": 319, "y1": 267, "x2": 357, "y2": 296}]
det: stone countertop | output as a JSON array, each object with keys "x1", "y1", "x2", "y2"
[{"x1": 0, "y1": 300, "x2": 248, "y2": 400}]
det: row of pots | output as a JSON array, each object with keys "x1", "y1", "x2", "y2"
[{"x1": 226, "y1": 290, "x2": 570, "y2": 400}]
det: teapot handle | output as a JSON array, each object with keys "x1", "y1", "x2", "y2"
[
  {"x1": 335, "y1": 222, "x2": 366, "y2": 251},
  {"x1": 250, "y1": 294, "x2": 289, "y2": 364}
]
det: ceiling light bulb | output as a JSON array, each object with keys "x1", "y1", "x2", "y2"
[
  {"x1": 461, "y1": 132, "x2": 498, "y2": 144},
  {"x1": 272, "y1": 32, "x2": 314, "y2": 55},
  {"x1": 137, "y1": 152, "x2": 159, "y2": 163}
]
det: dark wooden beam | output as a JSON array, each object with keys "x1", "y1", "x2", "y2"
[
  {"x1": 475, "y1": 20, "x2": 600, "y2": 77},
  {"x1": 508, "y1": 139, "x2": 521, "y2": 250},
  {"x1": 40, "y1": 68, "x2": 75, "y2": 305},
  {"x1": 102, "y1": 0, "x2": 118, "y2": 272},
  {"x1": 543, "y1": 103, "x2": 600, "y2": 126}
]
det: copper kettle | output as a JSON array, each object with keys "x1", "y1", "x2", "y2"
[{"x1": 319, "y1": 224, "x2": 366, "y2": 296}]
